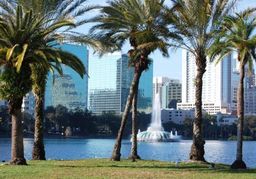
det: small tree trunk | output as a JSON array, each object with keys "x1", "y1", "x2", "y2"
[
  {"x1": 32, "y1": 91, "x2": 46, "y2": 160},
  {"x1": 129, "y1": 86, "x2": 141, "y2": 161},
  {"x1": 111, "y1": 69, "x2": 142, "y2": 161},
  {"x1": 231, "y1": 62, "x2": 247, "y2": 169},
  {"x1": 189, "y1": 54, "x2": 206, "y2": 162},
  {"x1": 9, "y1": 98, "x2": 27, "y2": 165}
]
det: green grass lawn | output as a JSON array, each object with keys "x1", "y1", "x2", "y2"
[{"x1": 0, "y1": 159, "x2": 255, "y2": 179}]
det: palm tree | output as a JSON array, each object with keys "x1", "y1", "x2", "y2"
[
  {"x1": 0, "y1": 4, "x2": 85, "y2": 165},
  {"x1": 208, "y1": 8, "x2": 256, "y2": 169},
  {"x1": 91, "y1": 0, "x2": 179, "y2": 161},
  {"x1": 130, "y1": 89, "x2": 140, "y2": 160},
  {"x1": 16, "y1": 0, "x2": 94, "y2": 160},
  {"x1": 167, "y1": 0, "x2": 236, "y2": 161}
]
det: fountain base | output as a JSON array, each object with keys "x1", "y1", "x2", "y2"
[{"x1": 136, "y1": 129, "x2": 181, "y2": 142}]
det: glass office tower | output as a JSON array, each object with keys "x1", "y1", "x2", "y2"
[
  {"x1": 45, "y1": 44, "x2": 88, "y2": 110},
  {"x1": 88, "y1": 52, "x2": 153, "y2": 115}
]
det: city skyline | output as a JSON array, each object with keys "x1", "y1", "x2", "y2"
[
  {"x1": 78, "y1": 0, "x2": 256, "y2": 80},
  {"x1": 178, "y1": 50, "x2": 238, "y2": 115},
  {"x1": 88, "y1": 52, "x2": 153, "y2": 115}
]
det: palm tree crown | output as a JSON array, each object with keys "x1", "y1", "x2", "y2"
[
  {"x1": 209, "y1": 8, "x2": 256, "y2": 67},
  {"x1": 169, "y1": 0, "x2": 237, "y2": 56},
  {"x1": 91, "y1": 0, "x2": 179, "y2": 62}
]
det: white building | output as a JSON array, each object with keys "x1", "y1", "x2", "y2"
[
  {"x1": 161, "y1": 108, "x2": 194, "y2": 125},
  {"x1": 153, "y1": 77, "x2": 173, "y2": 97},
  {"x1": 153, "y1": 77, "x2": 182, "y2": 109},
  {"x1": 22, "y1": 92, "x2": 35, "y2": 116},
  {"x1": 161, "y1": 80, "x2": 182, "y2": 109},
  {"x1": 178, "y1": 50, "x2": 239, "y2": 115}
]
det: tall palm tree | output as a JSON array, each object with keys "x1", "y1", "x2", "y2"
[
  {"x1": 208, "y1": 8, "x2": 256, "y2": 169},
  {"x1": 167, "y1": 0, "x2": 236, "y2": 161},
  {"x1": 130, "y1": 88, "x2": 140, "y2": 160},
  {"x1": 16, "y1": 0, "x2": 95, "y2": 160},
  {"x1": 0, "y1": 4, "x2": 85, "y2": 165},
  {"x1": 129, "y1": 58, "x2": 151, "y2": 160},
  {"x1": 91, "y1": 0, "x2": 179, "y2": 161}
]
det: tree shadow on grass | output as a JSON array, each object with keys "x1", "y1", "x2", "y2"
[
  {"x1": 53, "y1": 162, "x2": 256, "y2": 174},
  {"x1": 213, "y1": 169, "x2": 256, "y2": 174}
]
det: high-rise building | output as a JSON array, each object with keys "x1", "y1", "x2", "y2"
[
  {"x1": 137, "y1": 66, "x2": 153, "y2": 113},
  {"x1": 88, "y1": 52, "x2": 125, "y2": 114},
  {"x1": 45, "y1": 44, "x2": 88, "y2": 110},
  {"x1": 153, "y1": 77, "x2": 182, "y2": 109},
  {"x1": 153, "y1": 77, "x2": 172, "y2": 98},
  {"x1": 88, "y1": 52, "x2": 153, "y2": 115},
  {"x1": 22, "y1": 92, "x2": 35, "y2": 116},
  {"x1": 245, "y1": 86, "x2": 256, "y2": 115},
  {"x1": 51, "y1": 74, "x2": 87, "y2": 109},
  {"x1": 162, "y1": 80, "x2": 182, "y2": 109},
  {"x1": 178, "y1": 50, "x2": 239, "y2": 115},
  {"x1": 244, "y1": 68, "x2": 256, "y2": 115}
]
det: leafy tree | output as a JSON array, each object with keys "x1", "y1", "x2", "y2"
[
  {"x1": 202, "y1": 115, "x2": 218, "y2": 139},
  {"x1": 244, "y1": 116, "x2": 256, "y2": 139},
  {"x1": 55, "y1": 105, "x2": 70, "y2": 132},
  {"x1": 167, "y1": 0, "x2": 236, "y2": 161}
]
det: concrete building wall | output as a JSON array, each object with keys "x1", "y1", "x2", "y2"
[{"x1": 161, "y1": 108, "x2": 194, "y2": 125}]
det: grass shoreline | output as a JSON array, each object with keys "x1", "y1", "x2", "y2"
[{"x1": 0, "y1": 159, "x2": 255, "y2": 179}]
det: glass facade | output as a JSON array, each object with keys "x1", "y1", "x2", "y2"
[
  {"x1": 45, "y1": 44, "x2": 88, "y2": 110},
  {"x1": 137, "y1": 66, "x2": 153, "y2": 113},
  {"x1": 88, "y1": 52, "x2": 153, "y2": 115}
]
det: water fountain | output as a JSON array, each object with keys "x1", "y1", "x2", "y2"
[{"x1": 136, "y1": 93, "x2": 181, "y2": 142}]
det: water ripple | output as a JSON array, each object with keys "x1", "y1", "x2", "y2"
[{"x1": 0, "y1": 138, "x2": 255, "y2": 168}]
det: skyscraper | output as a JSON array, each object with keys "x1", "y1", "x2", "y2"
[
  {"x1": 22, "y1": 92, "x2": 35, "y2": 116},
  {"x1": 45, "y1": 44, "x2": 88, "y2": 110},
  {"x1": 245, "y1": 87, "x2": 256, "y2": 114},
  {"x1": 137, "y1": 65, "x2": 153, "y2": 113},
  {"x1": 178, "y1": 50, "x2": 238, "y2": 114},
  {"x1": 161, "y1": 80, "x2": 182, "y2": 109},
  {"x1": 244, "y1": 68, "x2": 256, "y2": 115},
  {"x1": 88, "y1": 52, "x2": 153, "y2": 115},
  {"x1": 153, "y1": 77, "x2": 182, "y2": 109}
]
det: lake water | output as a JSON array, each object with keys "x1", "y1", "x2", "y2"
[{"x1": 0, "y1": 138, "x2": 256, "y2": 168}]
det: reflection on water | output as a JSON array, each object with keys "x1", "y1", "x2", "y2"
[{"x1": 0, "y1": 138, "x2": 256, "y2": 168}]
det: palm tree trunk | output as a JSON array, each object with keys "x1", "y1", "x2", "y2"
[
  {"x1": 111, "y1": 69, "x2": 142, "y2": 161},
  {"x1": 129, "y1": 85, "x2": 141, "y2": 161},
  {"x1": 189, "y1": 55, "x2": 206, "y2": 162},
  {"x1": 231, "y1": 63, "x2": 247, "y2": 169},
  {"x1": 9, "y1": 98, "x2": 27, "y2": 165},
  {"x1": 32, "y1": 90, "x2": 46, "y2": 160}
]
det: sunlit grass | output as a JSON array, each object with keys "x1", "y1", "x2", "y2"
[{"x1": 0, "y1": 159, "x2": 255, "y2": 179}]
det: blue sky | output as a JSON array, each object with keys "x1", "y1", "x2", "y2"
[{"x1": 77, "y1": 0, "x2": 256, "y2": 80}]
